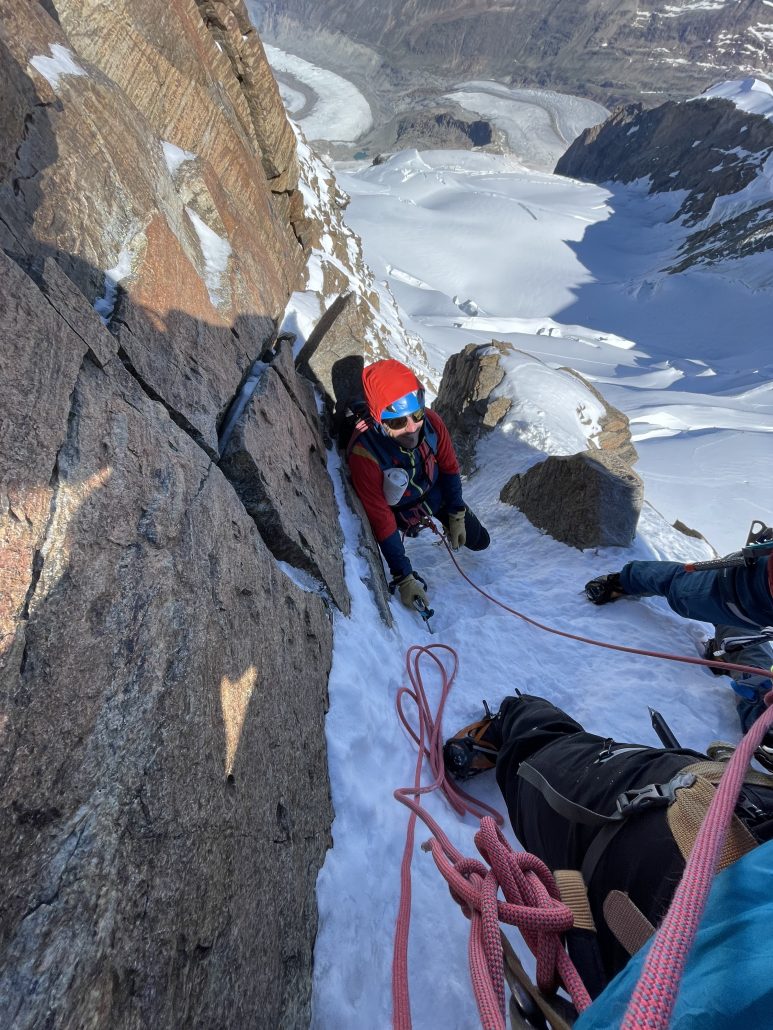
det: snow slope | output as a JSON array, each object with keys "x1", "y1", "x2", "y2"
[
  {"x1": 306, "y1": 145, "x2": 772, "y2": 1029},
  {"x1": 269, "y1": 52, "x2": 773, "y2": 1029},
  {"x1": 336, "y1": 150, "x2": 773, "y2": 555}
]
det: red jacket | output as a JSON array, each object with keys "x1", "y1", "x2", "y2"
[{"x1": 348, "y1": 408, "x2": 461, "y2": 545}]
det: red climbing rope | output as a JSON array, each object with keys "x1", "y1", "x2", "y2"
[
  {"x1": 425, "y1": 520, "x2": 772, "y2": 681},
  {"x1": 392, "y1": 643, "x2": 591, "y2": 1030},
  {"x1": 622, "y1": 692, "x2": 773, "y2": 1029}
]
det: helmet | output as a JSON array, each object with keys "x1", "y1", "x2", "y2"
[{"x1": 380, "y1": 388, "x2": 425, "y2": 421}]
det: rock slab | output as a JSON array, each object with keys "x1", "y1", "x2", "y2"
[{"x1": 500, "y1": 451, "x2": 643, "y2": 550}]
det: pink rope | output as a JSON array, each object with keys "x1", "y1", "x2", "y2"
[
  {"x1": 621, "y1": 692, "x2": 773, "y2": 1029},
  {"x1": 392, "y1": 644, "x2": 592, "y2": 1030}
]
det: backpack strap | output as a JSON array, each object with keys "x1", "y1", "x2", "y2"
[
  {"x1": 517, "y1": 761, "x2": 698, "y2": 889},
  {"x1": 602, "y1": 891, "x2": 655, "y2": 957},
  {"x1": 667, "y1": 765, "x2": 758, "y2": 870},
  {"x1": 553, "y1": 869, "x2": 608, "y2": 1000},
  {"x1": 517, "y1": 761, "x2": 696, "y2": 828}
]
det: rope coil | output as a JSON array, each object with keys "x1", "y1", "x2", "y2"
[{"x1": 392, "y1": 644, "x2": 591, "y2": 1030}]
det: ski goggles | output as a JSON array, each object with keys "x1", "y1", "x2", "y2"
[{"x1": 380, "y1": 389, "x2": 425, "y2": 429}]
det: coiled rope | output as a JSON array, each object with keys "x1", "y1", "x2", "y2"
[
  {"x1": 392, "y1": 643, "x2": 591, "y2": 1030},
  {"x1": 391, "y1": 524, "x2": 773, "y2": 1028}
]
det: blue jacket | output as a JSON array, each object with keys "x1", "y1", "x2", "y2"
[{"x1": 575, "y1": 838, "x2": 773, "y2": 1028}]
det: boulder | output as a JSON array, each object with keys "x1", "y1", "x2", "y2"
[
  {"x1": 500, "y1": 450, "x2": 643, "y2": 549},
  {"x1": 433, "y1": 342, "x2": 513, "y2": 475}
]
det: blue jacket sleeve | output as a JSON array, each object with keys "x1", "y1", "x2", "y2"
[
  {"x1": 439, "y1": 471, "x2": 464, "y2": 513},
  {"x1": 379, "y1": 529, "x2": 412, "y2": 579}
]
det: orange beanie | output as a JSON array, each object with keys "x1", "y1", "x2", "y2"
[{"x1": 362, "y1": 360, "x2": 422, "y2": 423}]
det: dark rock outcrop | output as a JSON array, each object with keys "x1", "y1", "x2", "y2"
[
  {"x1": 0, "y1": 2, "x2": 341, "y2": 1027},
  {"x1": 434, "y1": 343, "x2": 641, "y2": 547},
  {"x1": 433, "y1": 342, "x2": 512, "y2": 476},
  {"x1": 219, "y1": 342, "x2": 350, "y2": 613},
  {"x1": 556, "y1": 93, "x2": 773, "y2": 272},
  {"x1": 500, "y1": 452, "x2": 644, "y2": 550}
]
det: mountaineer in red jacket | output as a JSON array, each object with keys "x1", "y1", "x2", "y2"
[{"x1": 346, "y1": 359, "x2": 490, "y2": 610}]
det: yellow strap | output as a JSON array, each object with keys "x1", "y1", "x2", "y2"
[
  {"x1": 602, "y1": 891, "x2": 655, "y2": 956},
  {"x1": 553, "y1": 869, "x2": 595, "y2": 932}
]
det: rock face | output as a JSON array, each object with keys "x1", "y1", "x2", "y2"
[
  {"x1": 555, "y1": 93, "x2": 773, "y2": 273},
  {"x1": 560, "y1": 368, "x2": 639, "y2": 469},
  {"x1": 500, "y1": 452, "x2": 644, "y2": 550},
  {"x1": 250, "y1": 0, "x2": 773, "y2": 107},
  {"x1": 434, "y1": 343, "x2": 641, "y2": 548},
  {"x1": 0, "y1": 2, "x2": 340, "y2": 1027},
  {"x1": 433, "y1": 342, "x2": 512, "y2": 476},
  {"x1": 220, "y1": 340, "x2": 350, "y2": 613}
]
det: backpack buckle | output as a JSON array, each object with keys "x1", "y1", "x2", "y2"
[{"x1": 616, "y1": 772, "x2": 696, "y2": 817}]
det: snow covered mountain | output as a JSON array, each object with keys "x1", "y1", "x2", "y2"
[
  {"x1": 250, "y1": 0, "x2": 773, "y2": 106},
  {"x1": 556, "y1": 78, "x2": 773, "y2": 277}
]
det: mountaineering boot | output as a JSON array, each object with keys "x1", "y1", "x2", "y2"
[
  {"x1": 443, "y1": 701, "x2": 504, "y2": 780},
  {"x1": 585, "y1": 572, "x2": 626, "y2": 606},
  {"x1": 703, "y1": 637, "x2": 731, "y2": 676}
]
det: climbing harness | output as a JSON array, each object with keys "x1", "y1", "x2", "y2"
[{"x1": 710, "y1": 626, "x2": 773, "y2": 657}]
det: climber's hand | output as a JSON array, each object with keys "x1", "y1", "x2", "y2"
[
  {"x1": 396, "y1": 573, "x2": 430, "y2": 610},
  {"x1": 448, "y1": 509, "x2": 467, "y2": 550}
]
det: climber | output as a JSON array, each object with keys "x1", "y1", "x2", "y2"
[
  {"x1": 443, "y1": 693, "x2": 773, "y2": 1021},
  {"x1": 584, "y1": 553, "x2": 773, "y2": 629},
  {"x1": 346, "y1": 358, "x2": 490, "y2": 610},
  {"x1": 584, "y1": 543, "x2": 773, "y2": 761}
]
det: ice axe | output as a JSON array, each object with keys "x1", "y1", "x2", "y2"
[{"x1": 412, "y1": 597, "x2": 435, "y2": 634}]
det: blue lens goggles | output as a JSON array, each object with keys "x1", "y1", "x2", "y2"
[{"x1": 380, "y1": 389, "x2": 425, "y2": 421}]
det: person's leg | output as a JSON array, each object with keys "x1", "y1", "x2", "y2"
[
  {"x1": 711, "y1": 624, "x2": 773, "y2": 734},
  {"x1": 493, "y1": 694, "x2": 704, "y2": 981},
  {"x1": 723, "y1": 558, "x2": 773, "y2": 628},
  {"x1": 619, "y1": 561, "x2": 733, "y2": 624}
]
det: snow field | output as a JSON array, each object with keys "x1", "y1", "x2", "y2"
[
  {"x1": 263, "y1": 44, "x2": 372, "y2": 142},
  {"x1": 337, "y1": 149, "x2": 773, "y2": 554},
  {"x1": 271, "y1": 51, "x2": 773, "y2": 1026}
]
